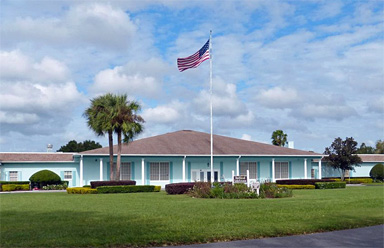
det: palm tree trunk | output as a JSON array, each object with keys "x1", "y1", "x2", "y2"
[
  {"x1": 116, "y1": 130, "x2": 122, "y2": 181},
  {"x1": 108, "y1": 130, "x2": 114, "y2": 181}
]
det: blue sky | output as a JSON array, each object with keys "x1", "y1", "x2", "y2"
[{"x1": 0, "y1": 0, "x2": 383, "y2": 153}]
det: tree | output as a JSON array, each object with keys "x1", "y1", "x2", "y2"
[
  {"x1": 355, "y1": 142, "x2": 375, "y2": 154},
  {"x1": 375, "y1": 140, "x2": 384, "y2": 154},
  {"x1": 324, "y1": 137, "x2": 362, "y2": 181},
  {"x1": 110, "y1": 95, "x2": 144, "y2": 181},
  {"x1": 84, "y1": 94, "x2": 116, "y2": 181},
  {"x1": 57, "y1": 140, "x2": 102, "y2": 152},
  {"x1": 271, "y1": 130, "x2": 288, "y2": 147}
]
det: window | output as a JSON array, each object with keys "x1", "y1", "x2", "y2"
[
  {"x1": 275, "y1": 162, "x2": 289, "y2": 179},
  {"x1": 64, "y1": 171, "x2": 72, "y2": 180},
  {"x1": 121, "y1": 162, "x2": 131, "y2": 180},
  {"x1": 240, "y1": 162, "x2": 257, "y2": 179},
  {"x1": 150, "y1": 162, "x2": 169, "y2": 181},
  {"x1": 9, "y1": 171, "x2": 18, "y2": 181}
]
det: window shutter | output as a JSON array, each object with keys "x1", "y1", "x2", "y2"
[
  {"x1": 170, "y1": 162, "x2": 173, "y2": 183},
  {"x1": 270, "y1": 162, "x2": 272, "y2": 179},
  {"x1": 187, "y1": 162, "x2": 191, "y2": 182},
  {"x1": 289, "y1": 162, "x2": 292, "y2": 179},
  {"x1": 131, "y1": 162, "x2": 135, "y2": 180},
  {"x1": 257, "y1": 162, "x2": 260, "y2": 181},
  {"x1": 18, "y1": 171, "x2": 22, "y2": 181},
  {"x1": 5, "y1": 171, "x2": 9, "y2": 181},
  {"x1": 220, "y1": 162, "x2": 224, "y2": 181},
  {"x1": 72, "y1": 171, "x2": 76, "y2": 186},
  {"x1": 146, "y1": 162, "x2": 150, "y2": 185},
  {"x1": 60, "y1": 171, "x2": 64, "y2": 180},
  {"x1": 106, "y1": 163, "x2": 110, "y2": 181}
]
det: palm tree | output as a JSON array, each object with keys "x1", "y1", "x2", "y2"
[
  {"x1": 110, "y1": 95, "x2": 144, "y2": 180},
  {"x1": 84, "y1": 94, "x2": 116, "y2": 181},
  {"x1": 271, "y1": 130, "x2": 288, "y2": 147}
]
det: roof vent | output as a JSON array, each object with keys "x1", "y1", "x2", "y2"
[
  {"x1": 288, "y1": 141, "x2": 294, "y2": 149},
  {"x1": 47, "y1": 144, "x2": 53, "y2": 152}
]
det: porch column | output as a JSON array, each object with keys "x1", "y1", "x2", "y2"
[
  {"x1": 182, "y1": 156, "x2": 186, "y2": 182},
  {"x1": 236, "y1": 156, "x2": 241, "y2": 176},
  {"x1": 80, "y1": 155, "x2": 84, "y2": 187},
  {"x1": 304, "y1": 158, "x2": 307, "y2": 179},
  {"x1": 272, "y1": 158, "x2": 275, "y2": 182},
  {"x1": 318, "y1": 158, "x2": 322, "y2": 179},
  {"x1": 142, "y1": 158, "x2": 145, "y2": 185},
  {"x1": 99, "y1": 158, "x2": 103, "y2": 181}
]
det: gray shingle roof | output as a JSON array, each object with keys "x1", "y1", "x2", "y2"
[
  {"x1": 81, "y1": 130, "x2": 321, "y2": 156},
  {"x1": 0, "y1": 153, "x2": 74, "y2": 162}
]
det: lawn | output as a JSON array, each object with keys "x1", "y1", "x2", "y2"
[{"x1": 1, "y1": 186, "x2": 383, "y2": 247}]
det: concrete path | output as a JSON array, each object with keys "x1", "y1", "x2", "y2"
[
  {"x1": 166, "y1": 225, "x2": 384, "y2": 248},
  {"x1": 0, "y1": 190, "x2": 66, "y2": 194}
]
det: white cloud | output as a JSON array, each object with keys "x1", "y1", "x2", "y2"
[
  {"x1": 142, "y1": 102, "x2": 182, "y2": 124},
  {"x1": 241, "y1": 134, "x2": 252, "y2": 141},
  {"x1": 257, "y1": 87, "x2": 299, "y2": 109},
  {"x1": 368, "y1": 97, "x2": 384, "y2": 113}
]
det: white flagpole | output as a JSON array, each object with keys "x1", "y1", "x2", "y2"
[{"x1": 210, "y1": 30, "x2": 214, "y2": 183}]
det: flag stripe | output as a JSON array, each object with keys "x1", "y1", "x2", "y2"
[{"x1": 177, "y1": 39, "x2": 210, "y2": 72}]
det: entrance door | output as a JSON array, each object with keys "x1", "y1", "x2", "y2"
[{"x1": 191, "y1": 170, "x2": 219, "y2": 182}]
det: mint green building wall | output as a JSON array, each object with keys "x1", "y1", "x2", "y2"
[{"x1": 322, "y1": 161, "x2": 381, "y2": 178}]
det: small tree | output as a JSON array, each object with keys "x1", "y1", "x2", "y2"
[
  {"x1": 271, "y1": 130, "x2": 288, "y2": 147},
  {"x1": 324, "y1": 137, "x2": 362, "y2": 181},
  {"x1": 29, "y1": 170, "x2": 61, "y2": 188},
  {"x1": 370, "y1": 163, "x2": 384, "y2": 181},
  {"x1": 375, "y1": 140, "x2": 384, "y2": 154},
  {"x1": 58, "y1": 140, "x2": 102, "y2": 152}
]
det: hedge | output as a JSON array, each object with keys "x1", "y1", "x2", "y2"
[
  {"x1": 29, "y1": 170, "x2": 61, "y2": 188},
  {"x1": 333, "y1": 178, "x2": 373, "y2": 184},
  {"x1": 2, "y1": 184, "x2": 30, "y2": 191},
  {"x1": 165, "y1": 183, "x2": 196, "y2": 194},
  {"x1": 0, "y1": 181, "x2": 30, "y2": 191},
  {"x1": 277, "y1": 184, "x2": 315, "y2": 189},
  {"x1": 67, "y1": 187, "x2": 98, "y2": 194},
  {"x1": 276, "y1": 179, "x2": 334, "y2": 185},
  {"x1": 90, "y1": 180, "x2": 136, "y2": 188},
  {"x1": 154, "y1": 186, "x2": 161, "y2": 192},
  {"x1": 97, "y1": 185, "x2": 155, "y2": 194},
  {"x1": 315, "y1": 182, "x2": 346, "y2": 189},
  {"x1": 370, "y1": 163, "x2": 384, "y2": 181}
]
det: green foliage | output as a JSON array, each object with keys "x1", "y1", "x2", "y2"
[
  {"x1": 67, "y1": 187, "x2": 98, "y2": 194},
  {"x1": 2, "y1": 184, "x2": 29, "y2": 191},
  {"x1": 154, "y1": 186, "x2": 161, "y2": 192},
  {"x1": 57, "y1": 140, "x2": 102, "y2": 152},
  {"x1": 0, "y1": 181, "x2": 30, "y2": 191},
  {"x1": 259, "y1": 183, "x2": 293, "y2": 198},
  {"x1": 370, "y1": 163, "x2": 384, "y2": 181},
  {"x1": 315, "y1": 182, "x2": 346, "y2": 189},
  {"x1": 97, "y1": 185, "x2": 155, "y2": 194},
  {"x1": 29, "y1": 170, "x2": 61, "y2": 188},
  {"x1": 375, "y1": 140, "x2": 384, "y2": 154},
  {"x1": 356, "y1": 142, "x2": 375, "y2": 154},
  {"x1": 277, "y1": 184, "x2": 315, "y2": 189},
  {"x1": 271, "y1": 130, "x2": 288, "y2": 147},
  {"x1": 324, "y1": 137, "x2": 362, "y2": 181},
  {"x1": 42, "y1": 184, "x2": 67, "y2": 190},
  {"x1": 333, "y1": 178, "x2": 373, "y2": 184}
]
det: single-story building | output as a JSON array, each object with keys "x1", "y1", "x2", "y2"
[{"x1": 0, "y1": 130, "x2": 381, "y2": 187}]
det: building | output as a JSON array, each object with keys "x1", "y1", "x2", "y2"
[{"x1": 1, "y1": 130, "x2": 379, "y2": 187}]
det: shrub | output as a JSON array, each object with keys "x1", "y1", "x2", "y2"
[
  {"x1": 260, "y1": 183, "x2": 293, "y2": 198},
  {"x1": 90, "y1": 180, "x2": 136, "y2": 188},
  {"x1": 276, "y1": 179, "x2": 334, "y2": 185},
  {"x1": 0, "y1": 181, "x2": 30, "y2": 191},
  {"x1": 83, "y1": 185, "x2": 91, "y2": 188},
  {"x1": 42, "y1": 184, "x2": 67, "y2": 190},
  {"x1": 315, "y1": 182, "x2": 346, "y2": 189},
  {"x1": 188, "y1": 182, "x2": 211, "y2": 198},
  {"x1": 154, "y1": 186, "x2": 161, "y2": 192},
  {"x1": 277, "y1": 184, "x2": 315, "y2": 189},
  {"x1": 189, "y1": 182, "x2": 260, "y2": 199},
  {"x1": 67, "y1": 187, "x2": 98, "y2": 194},
  {"x1": 29, "y1": 170, "x2": 61, "y2": 188},
  {"x1": 332, "y1": 178, "x2": 373, "y2": 184},
  {"x1": 97, "y1": 185, "x2": 155, "y2": 194},
  {"x1": 370, "y1": 163, "x2": 384, "y2": 181},
  {"x1": 165, "y1": 183, "x2": 196, "y2": 195},
  {"x1": 2, "y1": 184, "x2": 29, "y2": 191}
]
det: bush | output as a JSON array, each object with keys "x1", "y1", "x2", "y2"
[
  {"x1": 154, "y1": 186, "x2": 161, "y2": 192},
  {"x1": 165, "y1": 183, "x2": 196, "y2": 194},
  {"x1": 42, "y1": 184, "x2": 67, "y2": 190},
  {"x1": 260, "y1": 183, "x2": 293, "y2": 198},
  {"x1": 0, "y1": 181, "x2": 30, "y2": 191},
  {"x1": 29, "y1": 170, "x2": 61, "y2": 188},
  {"x1": 370, "y1": 163, "x2": 384, "y2": 181},
  {"x1": 97, "y1": 185, "x2": 155, "y2": 194},
  {"x1": 83, "y1": 185, "x2": 91, "y2": 188},
  {"x1": 277, "y1": 184, "x2": 315, "y2": 189},
  {"x1": 332, "y1": 178, "x2": 373, "y2": 184},
  {"x1": 188, "y1": 182, "x2": 212, "y2": 198},
  {"x1": 90, "y1": 180, "x2": 136, "y2": 188},
  {"x1": 315, "y1": 182, "x2": 346, "y2": 189},
  {"x1": 2, "y1": 184, "x2": 29, "y2": 191},
  {"x1": 276, "y1": 179, "x2": 334, "y2": 185},
  {"x1": 67, "y1": 187, "x2": 98, "y2": 194},
  {"x1": 189, "y1": 182, "x2": 261, "y2": 199}
]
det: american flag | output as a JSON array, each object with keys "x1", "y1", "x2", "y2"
[{"x1": 177, "y1": 39, "x2": 210, "y2": 72}]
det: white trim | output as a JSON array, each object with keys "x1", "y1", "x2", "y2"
[
  {"x1": 79, "y1": 155, "x2": 84, "y2": 187},
  {"x1": 236, "y1": 156, "x2": 241, "y2": 176},
  {"x1": 99, "y1": 158, "x2": 103, "y2": 181},
  {"x1": 272, "y1": 158, "x2": 275, "y2": 182},
  {"x1": 304, "y1": 158, "x2": 307, "y2": 179},
  {"x1": 141, "y1": 158, "x2": 145, "y2": 186},
  {"x1": 182, "y1": 156, "x2": 186, "y2": 182},
  {"x1": 318, "y1": 158, "x2": 322, "y2": 179}
]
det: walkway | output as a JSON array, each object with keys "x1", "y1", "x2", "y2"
[{"x1": 166, "y1": 225, "x2": 384, "y2": 248}]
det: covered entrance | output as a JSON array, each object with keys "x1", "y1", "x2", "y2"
[{"x1": 191, "y1": 169, "x2": 219, "y2": 182}]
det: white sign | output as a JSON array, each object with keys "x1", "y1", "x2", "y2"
[
  {"x1": 250, "y1": 180, "x2": 260, "y2": 195},
  {"x1": 234, "y1": 175, "x2": 247, "y2": 184}
]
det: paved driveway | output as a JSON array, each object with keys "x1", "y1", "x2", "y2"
[{"x1": 165, "y1": 225, "x2": 384, "y2": 248}]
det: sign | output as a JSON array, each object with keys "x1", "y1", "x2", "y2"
[{"x1": 234, "y1": 175, "x2": 247, "y2": 184}]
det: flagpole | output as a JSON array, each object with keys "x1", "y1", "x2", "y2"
[{"x1": 210, "y1": 30, "x2": 214, "y2": 183}]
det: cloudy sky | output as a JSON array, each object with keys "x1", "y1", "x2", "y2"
[{"x1": 0, "y1": 0, "x2": 383, "y2": 153}]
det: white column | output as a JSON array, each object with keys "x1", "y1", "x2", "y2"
[
  {"x1": 272, "y1": 158, "x2": 275, "y2": 183},
  {"x1": 232, "y1": 170, "x2": 235, "y2": 183},
  {"x1": 318, "y1": 158, "x2": 322, "y2": 179},
  {"x1": 246, "y1": 170, "x2": 250, "y2": 187},
  {"x1": 304, "y1": 158, "x2": 307, "y2": 179},
  {"x1": 80, "y1": 155, "x2": 84, "y2": 187},
  {"x1": 182, "y1": 156, "x2": 186, "y2": 182},
  {"x1": 99, "y1": 158, "x2": 103, "y2": 181},
  {"x1": 236, "y1": 156, "x2": 241, "y2": 176},
  {"x1": 141, "y1": 158, "x2": 145, "y2": 185}
]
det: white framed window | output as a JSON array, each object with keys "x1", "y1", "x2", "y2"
[
  {"x1": 121, "y1": 162, "x2": 131, "y2": 180},
  {"x1": 64, "y1": 171, "x2": 72, "y2": 180},
  {"x1": 240, "y1": 162, "x2": 257, "y2": 179},
  {"x1": 150, "y1": 162, "x2": 169, "y2": 181},
  {"x1": 275, "y1": 162, "x2": 289, "y2": 179},
  {"x1": 9, "y1": 171, "x2": 18, "y2": 181}
]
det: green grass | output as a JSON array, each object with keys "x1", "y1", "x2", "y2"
[{"x1": 1, "y1": 187, "x2": 383, "y2": 247}]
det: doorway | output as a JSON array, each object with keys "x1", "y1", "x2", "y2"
[{"x1": 191, "y1": 169, "x2": 219, "y2": 182}]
